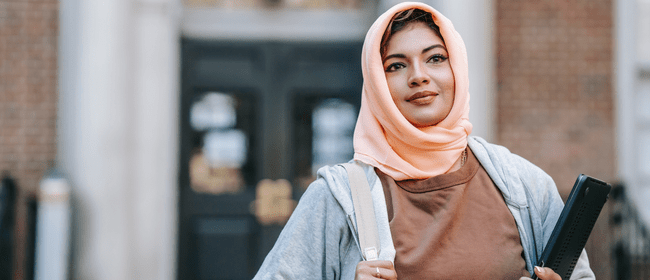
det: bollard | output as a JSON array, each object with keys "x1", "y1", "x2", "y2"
[
  {"x1": 33, "y1": 169, "x2": 71, "y2": 280},
  {"x1": 0, "y1": 175, "x2": 16, "y2": 280}
]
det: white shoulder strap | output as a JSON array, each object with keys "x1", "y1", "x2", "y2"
[{"x1": 341, "y1": 162, "x2": 380, "y2": 261}]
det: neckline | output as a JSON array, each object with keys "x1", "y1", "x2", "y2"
[{"x1": 394, "y1": 147, "x2": 479, "y2": 193}]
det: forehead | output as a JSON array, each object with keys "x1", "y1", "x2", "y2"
[{"x1": 385, "y1": 21, "x2": 445, "y2": 53}]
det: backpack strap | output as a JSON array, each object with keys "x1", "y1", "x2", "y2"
[{"x1": 341, "y1": 162, "x2": 380, "y2": 261}]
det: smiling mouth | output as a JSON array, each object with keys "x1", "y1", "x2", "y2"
[{"x1": 407, "y1": 91, "x2": 438, "y2": 105}]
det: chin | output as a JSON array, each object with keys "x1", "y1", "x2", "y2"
[{"x1": 411, "y1": 118, "x2": 443, "y2": 128}]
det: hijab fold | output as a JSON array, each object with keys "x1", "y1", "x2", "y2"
[{"x1": 353, "y1": 2, "x2": 473, "y2": 181}]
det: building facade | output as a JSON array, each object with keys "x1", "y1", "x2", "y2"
[{"x1": 1, "y1": 0, "x2": 648, "y2": 279}]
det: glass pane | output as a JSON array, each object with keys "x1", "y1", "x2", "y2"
[
  {"x1": 311, "y1": 99, "x2": 356, "y2": 173},
  {"x1": 189, "y1": 92, "x2": 256, "y2": 195},
  {"x1": 293, "y1": 96, "x2": 357, "y2": 190}
]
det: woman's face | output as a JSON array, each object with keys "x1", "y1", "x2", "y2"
[{"x1": 383, "y1": 21, "x2": 455, "y2": 127}]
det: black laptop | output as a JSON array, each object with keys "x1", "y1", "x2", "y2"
[{"x1": 532, "y1": 174, "x2": 611, "y2": 280}]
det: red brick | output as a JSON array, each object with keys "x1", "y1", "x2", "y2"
[{"x1": 497, "y1": 0, "x2": 614, "y2": 278}]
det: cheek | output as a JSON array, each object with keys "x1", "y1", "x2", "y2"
[
  {"x1": 385, "y1": 75, "x2": 402, "y2": 103},
  {"x1": 447, "y1": 75, "x2": 455, "y2": 92},
  {"x1": 436, "y1": 69, "x2": 455, "y2": 91},
  {"x1": 446, "y1": 72, "x2": 455, "y2": 107},
  {"x1": 445, "y1": 69, "x2": 455, "y2": 92}
]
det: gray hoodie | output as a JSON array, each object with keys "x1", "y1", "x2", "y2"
[{"x1": 253, "y1": 136, "x2": 595, "y2": 279}]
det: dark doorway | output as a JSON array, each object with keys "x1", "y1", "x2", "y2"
[{"x1": 178, "y1": 40, "x2": 363, "y2": 280}]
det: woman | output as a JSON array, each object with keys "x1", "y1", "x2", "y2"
[{"x1": 253, "y1": 2, "x2": 595, "y2": 279}]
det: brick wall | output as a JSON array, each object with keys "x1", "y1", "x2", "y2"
[
  {"x1": 0, "y1": 1, "x2": 59, "y2": 279},
  {"x1": 497, "y1": 0, "x2": 615, "y2": 279}
]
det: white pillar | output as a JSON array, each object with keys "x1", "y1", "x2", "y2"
[
  {"x1": 131, "y1": 1, "x2": 181, "y2": 279},
  {"x1": 615, "y1": 0, "x2": 650, "y2": 226},
  {"x1": 441, "y1": 0, "x2": 496, "y2": 142},
  {"x1": 614, "y1": 0, "x2": 636, "y2": 191},
  {"x1": 57, "y1": 0, "x2": 181, "y2": 279}
]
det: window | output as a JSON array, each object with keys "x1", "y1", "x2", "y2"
[
  {"x1": 292, "y1": 95, "x2": 358, "y2": 190},
  {"x1": 188, "y1": 92, "x2": 257, "y2": 195}
]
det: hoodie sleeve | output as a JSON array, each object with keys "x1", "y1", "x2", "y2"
[
  {"x1": 252, "y1": 176, "x2": 356, "y2": 280},
  {"x1": 509, "y1": 150, "x2": 596, "y2": 280}
]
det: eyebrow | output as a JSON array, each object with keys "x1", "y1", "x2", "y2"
[
  {"x1": 383, "y1": 44, "x2": 447, "y2": 62},
  {"x1": 422, "y1": 44, "x2": 446, "y2": 53}
]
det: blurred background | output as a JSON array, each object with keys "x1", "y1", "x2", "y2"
[{"x1": 0, "y1": 0, "x2": 649, "y2": 279}]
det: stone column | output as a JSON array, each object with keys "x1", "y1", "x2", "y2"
[
  {"x1": 57, "y1": 0, "x2": 181, "y2": 279},
  {"x1": 441, "y1": 0, "x2": 495, "y2": 141}
]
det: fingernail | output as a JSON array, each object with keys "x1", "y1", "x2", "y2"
[{"x1": 535, "y1": 266, "x2": 544, "y2": 273}]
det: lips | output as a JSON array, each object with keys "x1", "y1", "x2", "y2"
[{"x1": 407, "y1": 91, "x2": 438, "y2": 105}]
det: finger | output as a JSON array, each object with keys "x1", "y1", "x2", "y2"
[
  {"x1": 361, "y1": 260, "x2": 395, "y2": 269},
  {"x1": 534, "y1": 266, "x2": 562, "y2": 280},
  {"x1": 375, "y1": 266, "x2": 398, "y2": 280},
  {"x1": 364, "y1": 266, "x2": 396, "y2": 280},
  {"x1": 355, "y1": 261, "x2": 398, "y2": 280}
]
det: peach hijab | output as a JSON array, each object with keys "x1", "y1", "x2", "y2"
[{"x1": 353, "y1": 2, "x2": 473, "y2": 181}]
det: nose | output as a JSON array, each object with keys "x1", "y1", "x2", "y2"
[{"x1": 408, "y1": 63, "x2": 429, "y2": 87}]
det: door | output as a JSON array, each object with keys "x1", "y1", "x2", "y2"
[{"x1": 178, "y1": 40, "x2": 363, "y2": 280}]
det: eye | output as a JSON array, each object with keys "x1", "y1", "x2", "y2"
[
  {"x1": 427, "y1": 54, "x2": 448, "y2": 64},
  {"x1": 385, "y1": 62, "x2": 405, "y2": 72}
]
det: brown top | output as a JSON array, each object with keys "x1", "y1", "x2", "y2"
[{"x1": 377, "y1": 148, "x2": 530, "y2": 280}]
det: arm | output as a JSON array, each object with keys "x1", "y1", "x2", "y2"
[
  {"x1": 253, "y1": 179, "x2": 353, "y2": 280},
  {"x1": 517, "y1": 156, "x2": 595, "y2": 280}
]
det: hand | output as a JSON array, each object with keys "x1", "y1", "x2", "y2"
[
  {"x1": 355, "y1": 260, "x2": 398, "y2": 280},
  {"x1": 519, "y1": 266, "x2": 562, "y2": 280}
]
